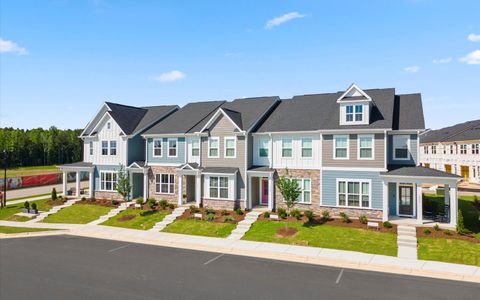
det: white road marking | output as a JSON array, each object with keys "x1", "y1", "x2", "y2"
[
  {"x1": 108, "y1": 244, "x2": 131, "y2": 253},
  {"x1": 204, "y1": 253, "x2": 225, "y2": 265},
  {"x1": 335, "y1": 269, "x2": 344, "y2": 284}
]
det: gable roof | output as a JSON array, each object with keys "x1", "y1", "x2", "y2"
[{"x1": 420, "y1": 119, "x2": 480, "y2": 143}]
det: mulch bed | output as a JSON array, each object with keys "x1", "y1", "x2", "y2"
[
  {"x1": 257, "y1": 213, "x2": 397, "y2": 233},
  {"x1": 179, "y1": 208, "x2": 245, "y2": 224},
  {"x1": 277, "y1": 227, "x2": 298, "y2": 237},
  {"x1": 76, "y1": 198, "x2": 119, "y2": 208},
  {"x1": 137, "y1": 204, "x2": 176, "y2": 212},
  {"x1": 45, "y1": 199, "x2": 67, "y2": 206},
  {"x1": 417, "y1": 227, "x2": 479, "y2": 243},
  {"x1": 118, "y1": 214, "x2": 136, "y2": 222}
]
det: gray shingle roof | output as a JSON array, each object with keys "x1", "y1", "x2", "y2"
[
  {"x1": 58, "y1": 162, "x2": 93, "y2": 168},
  {"x1": 381, "y1": 166, "x2": 462, "y2": 179},
  {"x1": 420, "y1": 119, "x2": 480, "y2": 143},
  {"x1": 393, "y1": 94, "x2": 425, "y2": 130}
]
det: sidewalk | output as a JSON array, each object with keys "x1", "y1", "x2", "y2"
[
  {"x1": 1, "y1": 220, "x2": 479, "y2": 283},
  {"x1": 5, "y1": 181, "x2": 89, "y2": 200}
]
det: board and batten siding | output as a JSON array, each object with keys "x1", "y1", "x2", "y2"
[
  {"x1": 200, "y1": 114, "x2": 246, "y2": 200},
  {"x1": 387, "y1": 134, "x2": 418, "y2": 165},
  {"x1": 321, "y1": 170, "x2": 383, "y2": 210},
  {"x1": 146, "y1": 137, "x2": 186, "y2": 165},
  {"x1": 322, "y1": 133, "x2": 385, "y2": 168}
]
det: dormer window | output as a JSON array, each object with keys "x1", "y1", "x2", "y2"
[
  {"x1": 337, "y1": 84, "x2": 372, "y2": 126},
  {"x1": 346, "y1": 104, "x2": 363, "y2": 123},
  {"x1": 107, "y1": 122, "x2": 111, "y2": 129}
]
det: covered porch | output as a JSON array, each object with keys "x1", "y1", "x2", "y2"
[
  {"x1": 127, "y1": 161, "x2": 149, "y2": 201},
  {"x1": 58, "y1": 162, "x2": 94, "y2": 198},
  {"x1": 176, "y1": 163, "x2": 202, "y2": 207},
  {"x1": 380, "y1": 166, "x2": 462, "y2": 228},
  {"x1": 247, "y1": 166, "x2": 275, "y2": 211}
]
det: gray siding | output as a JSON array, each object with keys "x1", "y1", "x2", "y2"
[
  {"x1": 321, "y1": 170, "x2": 383, "y2": 209},
  {"x1": 322, "y1": 133, "x2": 385, "y2": 168},
  {"x1": 201, "y1": 115, "x2": 246, "y2": 200},
  {"x1": 146, "y1": 137, "x2": 186, "y2": 165},
  {"x1": 387, "y1": 134, "x2": 418, "y2": 165},
  {"x1": 388, "y1": 182, "x2": 397, "y2": 215}
]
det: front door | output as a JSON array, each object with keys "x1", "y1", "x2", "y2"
[
  {"x1": 398, "y1": 185, "x2": 414, "y2": 216},
  {"x1": 261, "y1": 178, "x2": 269, "y2": 205}
]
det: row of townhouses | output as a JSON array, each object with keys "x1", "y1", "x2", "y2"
[
  {"x1": 419, "y1": 119, "x2": 480, "y2": 184},
  {"x1": 59, "y1": 84, "x2": 462, "y2": 226}
]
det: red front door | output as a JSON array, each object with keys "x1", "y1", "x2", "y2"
[{"x1": 261, "y1": 178, "x2": 268, "y2": 205}]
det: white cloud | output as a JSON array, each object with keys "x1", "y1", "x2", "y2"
[
  {"x1": 265, "y1": 12, "x2": 306, "y2": 29},
  {"x1": 467, "y1": 33, "x2": 480, "y2": 42},
  {"x1": 403, "y1": 66, "x2": 420, "y2": 73},
  {"x1": 432, "y1": 57, "x2": 452, "y2": 64},
  {"x1": 459, "y1": 50, "x2": 480, "y2": 65},
  {"x1": 0, "y1": 38, "x2": 28, "y2": 55},
  {"x1": 152, "y1": 70, "x2": 186, "y2": 82}
]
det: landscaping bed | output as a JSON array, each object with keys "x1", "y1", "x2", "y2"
[
  {"x1": 418, "y1": 237, "x2": 480, "y2": 266},
  {"x1": 0, "y1": 198, "x2": 64, "y2": 222},
  {"x1": 42, "y1": 203, "x2": 113, "y2": 224},
  {"x1": 77, "y1": 197, "x2": 119, "y2": 208},
  {"x1": 416, "y1": 226, "x2": 479, "y2": 243},
  {"x1": 177, "y1": 206, "x2": 246, "y2": 223},
  {"x1": 101, "y1": 203, "x2": 174, "y2": 230}
]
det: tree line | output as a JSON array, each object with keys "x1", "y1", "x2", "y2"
[{"x1": 0, "y1": 127, "x2": 83, "y2": 168}]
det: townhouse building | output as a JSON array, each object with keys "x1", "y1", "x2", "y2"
[{"x1": 419, "y1": 119, "x2": 480, "y2": 183}]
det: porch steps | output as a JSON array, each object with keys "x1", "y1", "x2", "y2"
[
  {"x1": 88, "y1": 202, "x2": 133, "y2": 225},
  {"x1": 149, "y1": 206, "x2": 187, "y2": 232},
  {"x1": 27, "y1": 198, "x2": 82, "y2": 223},
  {"x1": 227, "y1": 211, "x2": 262, "y2": 240},
  {"x1": 397, "y1": 225, "x2": 418, "y2": 259}
]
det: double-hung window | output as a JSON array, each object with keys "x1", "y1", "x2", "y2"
[
  {"x1": 209, "y1": 176, "x2": 229, "y2": 199},
  {"x1": 282, "y1": 139, "x2": 292, "y2": 158},
  {"x1": 110, "y1": 141, "x2": 117, "y2": 155},
  {"x1": 449, "y1": 145, "x2": 454, "y2": 154},
  {"x1": 393, "y1": 135, "x2": 409, "y2": 160},
  {"x1": 424, "y1": 146, "x2": 428, "y2": 154},
  {"x1": 301, "y1": 138, "x2": 313, "y2": 158},
  {"x1": 259, "y1": 139, "x2": 269, "y2": 157},
  {"x1": 334, "y1": 135, "x2": 348, "y2": 159},
  {"x1": 472, "y1": 144, "x2": 480, "y2": 155},
  {"x1": 224, "y1": 137, "x2": 236, "y2": 158},
  {"x1": 338, "y1": 180, "x2": 370, "y2": 208},
  {"x1": 100, "y1": 171, "x2": 117, "y2": 191},
  {"x1": 153, "y1": 139, "x2": 162, "y2": 157},
  {"x1": 191, "y1": 139, "x2": 200, "y2": 157},
  {"x1": 358, "y1": 135, "x2": 373, "y2": 159},
  {"x1": 460, "y1": 144, "x2": 467, "y2": 154},
  {"x1": 345, "y1": 104, "x2": 363, "y2": 123},
  {"x1": 156, "y1": 174, "x2": 175, "y2": 194},
  {"x1": 355, "y1": 105, "x2": 363, "y2": 121},
  {"x1": 431, "y1": 145, "x2": 436, "y2": 154},
  {"x1": 101, "y1": 141, "x2": 108, "y2": 155},
  {"x1": 168, "y1": 139, "x2": 177, "y2": 157},
  {"x1": 208, "y1": 137, "x2": 219, "y2": 158},
  {"x1": 294, "y1": 178, "x2": 311, "y2": 204},
  {"x1": 89, "y1": 141, "x2": 93, "y2": 155},
  {"x1": 346, "y1": 105, "x2": 354, "y2": 122}
]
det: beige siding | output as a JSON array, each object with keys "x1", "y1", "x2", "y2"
[
  {"x1": 322, "y1": 133, "x2": 385, "y2": 168},
  {"x1": 201, "y1": 115, "x2": 246, "y2": 200}
]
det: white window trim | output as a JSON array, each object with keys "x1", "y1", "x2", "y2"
[
  {"x1": 301, "y1": 138, "x2": 313, "y2": 158},
  {"x1": 282, "y1": 178, "x2": 311, "y2": 204},
  {"x1": 152, "y1": 138, "x2": 163, "y2": 158},
  {"x1": 101, "y1": 140, "x2": 109, "y2": 156},
  {"x1": 224, "y1": 136, "x2": 237, "y2": 158},
  {"x1": 344, "y1": 104, "x2": 365, "y2": 125},
  {"x1": 89, "y1": 141, "x2": 93, "y2": 156},
  {"x1": 99, "y1": 170, "x2": 117, "y2": 192},
  {"x1": 155, "y1": 173, "x2": 175, "y2": 195},
  {"x1": 109, "y1": 140, "x2": 117, "y2": 156},
  {"x1": 191, "y1": 138, "x2": 200, "y2": 157},
  {"x1": 208, "y1": 137, "x2": 220, "y2": 158},
  {"x1": 392, "y1": 135, "x2": 410, "y2": 160},
  {"x1": 167, "y1": 138, "x2": 178, "y2": 158},
  {"x1": 258, "y1": 139, "x2": 269, "y2": 158},
  {"x1": 281, "y1": 138, "x2": 293, "y2": 158},
  {"x1": 357, "y1": 134, "x2": 375, "y2": 160},
  {"x1": 207, "y1": 175, "x2": 232, "y2": 200},
  {"x1": 333, "y1": 135, "x2": 349, "y2": 160},
  {"x1": 335, "y1": 178, "x2": 372, "y2": 209}
]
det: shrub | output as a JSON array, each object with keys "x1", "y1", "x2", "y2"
[
  {"x1": 339, "y1": 212, "x2": 351, "y2": 223},
  {"x1": 220, "y1": 210, "x2": 229, "y2": 216},
  {"x1": 81, "y1": 196, "x2": 86, "y2": 201},
  {"x1": 147, "y1": 198, "x2": 157, "y2": 209},
  {"x1": 135, "y1": 197, "x2": 144, "y2": 205},
  {"x1": 223, "y1": 215, "x2": 234, "y2": 222},
  {"x1": 433, "y1": 224, "x2": 440, "y2": 231},
  {"x1": 189, "y1": 205, "x2": 199, "y2": 214},
  {"x1": 321, "y1": 210, "x2": 330, "y2": 222},
  {"x1": 111, "y1": 199, "x2": 119, "y2": 206},
  {"x1": 291, "y1": 209, "x2": 302, "y2": 220},
  {"x1": 383, "y1": 221, "x2": 392, "y2": 228},
  {"x1": 473, "y1": 198, "x2": 480, "y2": 210},
  {"x1": 205, "y1": 207, "x2": 215, "y2": 215},
  {"x1": 423, "y1": 228, "x2": 431, "y2": 235},
  {"x1": 444, "y1": 229, "x2": 453, "y2": 236},
  {"x1": 205, "y1": 213, "x2": 215, "y2": 221},
  {"x1": 235, "y1": 208, "x2": 244, "y2": 216},
  {"x1": 263, "y1": 211, "x2": 271, "y2": 218},
  {"x1": 456, "y1": 209, "x2": 466, "y2": 234},
  {"x1": 159, "y1": 199, "x2": 168, "y2": 210},
  {"x1": 168, "y1": 203, "x2": 175, "y2": 210},
  {"x1": 304, "y1": 210, "x2": 314, "y2": 223},
  {"x1": 24, "y1": 201, "x2": 30, "y2": 209},
  {"x1": 358, "y1": 215, "x2": 368, "y2": 224},
  {"x1": 277, "y1": 208, "x2": 287, "y2": 219},
  {"x1": 51, "y1": 188, "x2": 57, "y2": 200},
  {"x1": 31, "y1": 202, "x2": 37, "y2": 210}
]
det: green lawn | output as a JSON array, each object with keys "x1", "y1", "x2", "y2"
[
  {"x1": 0, "y1": 226, "x2": 57, "y2": 234},
  {"x1": 6, "y1": 165, "x2": 59, "y2": 177},
  {"x1": 242, "y1": 221, "x2": 398, "y2": 256},
  {"x1": 0, "y1": 198, "x2": 59, "y2": 222},
  {"x1": 6, "y1": 193, "x2": 52, "y2": 202},
  {"x1": 418, "y1": 237, "x2": 480, "y2": 266},
  {"x1": 101, "y1": 208, "x2": 170, "y2": 230},
  {"x1": 43, "y1": 204, "x2": 112, "y2": 224},
  {"x1": 162, "y1": 219, "x2": 236, "y2": 238}
]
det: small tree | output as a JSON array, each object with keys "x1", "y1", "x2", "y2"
[
  {"x1": 116, "y1": 164, "x2": 132, "y2": 201},
  {"x1": 456, "y1": 209, "x2": 465, "y2": 234},
  {"x1": 276, "y1": 169, "x2": 302, "y2": 229},
  {"x1": 51, "y1": 188, "x2": 57, "y2": 201}
]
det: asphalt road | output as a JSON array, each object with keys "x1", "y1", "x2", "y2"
[{"x1": 0, "y1": 236, "x2": 478, "y2": 300}]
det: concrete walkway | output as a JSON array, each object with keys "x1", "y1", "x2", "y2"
[
  {"x1": 397, "y1": 225, "x2": 418, "y2": 259},
  {"x1": 26, "y1": 198, "x2": 82, "y2": 223},
  {"x1": 149, "y1": 206, "x2": 187, "y2": 232},
  {"x1": 1, "y1": 220, "x2": 479, "y2": 283},
  {"x1": 227, "y1": 211, "x2": 261, "y2": 240},
  {"x1": 88, "y1": 202, "x2": 133, "y2": 225}
]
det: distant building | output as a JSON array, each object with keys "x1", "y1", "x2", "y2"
[{"x1": 420, "y1": 119, "x2": 480, "y2": 183}]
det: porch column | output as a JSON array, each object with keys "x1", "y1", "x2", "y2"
[
  {"x1": 248, "y1": 175, "x2": 253, "y2": 210},
  {"x1": 449, "y1": 186, "x2": 458, "y2": 226},
  {"x1": 382, "y1": 181, "x2": 389, "y2": 221},
  {"x1": 75, "y1": 171, "x2": 81, "y2": 198},
  {"x1": 89, "y1": 169, "x2": 94, "y2": 198},
  {"x1": 444, "y1": 184, "x2": 450, "y2": 206},
  {"x1": 416, "y1": 184, "x2": 423, "y2": 224},
  {"x1": 62, "y1": 171, "x2": 68, "y2": 196},
  {"x1": 143, "y1": 171, "x2": 149, "y2": 202},
  {"x1": 268, "y1": 174, "x2": 274, "y2": 211},
  {"x1": 178, "y1": 175, "x2": 183, "y2": 205},
  {"x1": 195, "y1": 173, "x2": 201, "y2": 207}
]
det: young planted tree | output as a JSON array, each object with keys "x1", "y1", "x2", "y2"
[
  {"x1": 116, "y1": 164, "x2": 132, "y2": 201},
  {"x1": 51, "y1": 187, "x2": 57, "y2": 200},
  {"x1": 276, "y1": 169, "x2": 302, "y2": 230}
]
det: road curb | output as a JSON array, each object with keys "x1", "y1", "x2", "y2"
[{"x1": 0, "y1": 230, "x2": 70, "y2": 239}]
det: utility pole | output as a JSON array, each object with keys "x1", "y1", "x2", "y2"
[{"x1": 2, "y1": 150, "x2": 6, "y2": 208}]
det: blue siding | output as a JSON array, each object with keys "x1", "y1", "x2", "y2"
[
  {"x1": 146, "y1": 137, "x2": 186, "y2": 164},
  {"x1": 127, "y1": 135, "x2": 145, "y2": 165},
  {"x1": 387, "y1": 134, "x2": 418, "y2": 165},
  {"x1": 388, "y1": 182, "x2": 397, "y2": 215},
  {"x1": 94, "y1": 165, "x2": 120, "y2": 192},
  {"x1": 322, "y1": 170, "x2": 383, "y2": 209}
]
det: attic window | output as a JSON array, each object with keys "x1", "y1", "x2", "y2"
[
  {"x1": 346, "y1": 104, "x2": 363, "y2": 123},
  {"x1": 107, "y1": 122, "x2": 111, "y2": 129}
]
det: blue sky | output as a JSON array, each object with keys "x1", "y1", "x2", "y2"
[{"x1": 1, "y1": 0, "x2": 479, "y2": 130}]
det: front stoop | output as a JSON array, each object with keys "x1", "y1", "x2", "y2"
[
  {"x1": 88, "y1": 202, "x2": 133, "y2": 225},
  {"x1": 149, "y1": 206, "x2": 187, "y2": 232},
  {"x1": 227, "y1": 211, "x2": 262, "y2": 240},
  {"x1": 397, "y1": 225, "x2": 418, "y2": 259},
  {"x1": 26, "y1": 198, "x2": 82, "y2": 223}
]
